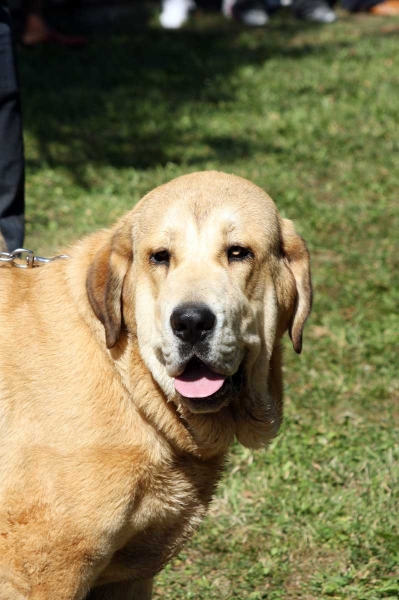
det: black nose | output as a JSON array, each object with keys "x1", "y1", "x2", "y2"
[{"x1": 170, "y1": 303, "x2": 216, "y2": 345}]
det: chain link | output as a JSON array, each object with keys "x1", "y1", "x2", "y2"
[{"x1": 0, "y1": 248, "x2": 70, "y2": 269}]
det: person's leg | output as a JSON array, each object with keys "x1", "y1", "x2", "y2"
[{"x1": 0, "y1": 0, "x2": 25, "y2": 251}]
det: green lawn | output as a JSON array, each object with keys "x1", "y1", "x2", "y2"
[{"x1": 19, "y1": 8, "x2": 398, "y2": 599}]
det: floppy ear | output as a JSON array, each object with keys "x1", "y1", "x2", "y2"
[
  {"x1": 279, "y1": 218, "x2": 312, "y2": 354},
  {"x1": 86, "y1": 222, "x2": 133, "y2": 349}
]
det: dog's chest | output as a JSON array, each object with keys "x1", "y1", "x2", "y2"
[{"x1": 97, "y1": 455, "x2": 222, "y2": 584}]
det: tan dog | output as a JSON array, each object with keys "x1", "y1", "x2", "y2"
[{"x1": 0, "y1": 172, "x2": 312, "y2": 600}]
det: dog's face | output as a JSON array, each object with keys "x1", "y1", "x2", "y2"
[
  {"x1": 87, "y1": 172, "x2": 312, "y2": 447},
  {"x1": 132, "y1": 173, "x2": 283, "y2": 415}
]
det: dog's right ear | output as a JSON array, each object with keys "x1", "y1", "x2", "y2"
[{"x1": 86, "y1": 221, "x2": 133, "y2": 349}]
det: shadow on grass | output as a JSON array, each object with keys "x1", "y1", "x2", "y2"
[{"x1": 18, "y1": 6, "x2": 352, "y2": 186}]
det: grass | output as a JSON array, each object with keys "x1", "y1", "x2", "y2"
[{"x1": 19, "y1": 6, "x2": 398, "y2": 599}]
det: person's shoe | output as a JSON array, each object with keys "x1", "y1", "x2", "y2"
[
  {"x1": 232, "y1": 0, "x2": 269, "y2": 25},
  {"x1": 159, "y1": 0, "x2": 196, "y2": 28},
  {"x1": 295, "y1": 2, "x2": 337, "y2": 22},
  {"x1": 370, "y1": 0, "x2": 399, "y2": 14},
  {"x1": 22, "y1": 13, "x2": 86, "y2": 48},
  {"x1": 222, "y1": 0, "x2": 235, "y2": 17}
]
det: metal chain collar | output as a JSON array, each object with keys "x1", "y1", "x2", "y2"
[{"x1": 0, "y1": 248, "x2": 70, "y2": 269}]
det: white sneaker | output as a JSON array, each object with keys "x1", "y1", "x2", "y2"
[
  {"x1": 222, "y1": 0, "x2": 236, "y2": 16},
  {"x1": 238, "y1": 7, "x2": 269, "y2": 25},
  {"x1": 159, "y1": 0, "x2": 196, "y2": 29},
  {"x1": 232, "y1": 1, "x2": 269, "y2": 25}
]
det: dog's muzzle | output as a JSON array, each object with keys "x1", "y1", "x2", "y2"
[{"x1": 170, "y1": 302, "x2": 223, "y2": 400}]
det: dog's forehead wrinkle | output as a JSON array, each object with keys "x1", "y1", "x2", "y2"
[
  {"x1": 223, "y1": 203, "x2": 249, "y2": 224},
  {"x1": 155, "y1": 229, "x2": 173, "y2": 244}
]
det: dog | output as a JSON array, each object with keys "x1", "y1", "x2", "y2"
[{"x1": 0, "y1": 171, "x2": 312, "y2": 599}]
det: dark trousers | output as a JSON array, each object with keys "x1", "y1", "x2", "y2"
[{"x1": 0, "y1": 0, "x2": 24, "y2": 251}]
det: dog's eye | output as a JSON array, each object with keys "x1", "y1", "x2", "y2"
[
  {"x1": 228, "y1": 246, "x2": 253, "y2": 262},
  {"x1": 150, "y1": 250, "x2": 170, "y2": 265}
]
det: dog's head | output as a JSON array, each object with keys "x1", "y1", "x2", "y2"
[{"x1": 87, "y1": 172, "x2": 312, "y2": 449}]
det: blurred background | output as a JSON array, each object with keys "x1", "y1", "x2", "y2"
[{"x1": 9, "y1": 2, "x2": 399, "y2": 598}]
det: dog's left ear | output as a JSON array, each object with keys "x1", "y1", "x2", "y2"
[
  {"x1": 279, "y1": 218, "x2": 312, "y2": 354},
  {"x1": 86, "y1": 221, "x2": 133, "y2": 349}
]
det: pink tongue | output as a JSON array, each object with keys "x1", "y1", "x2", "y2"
[{"x1": 174, "y1": 360, "x2": 226, "y2": 399}]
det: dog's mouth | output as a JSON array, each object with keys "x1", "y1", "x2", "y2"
[
  {"x1": 174, "y1": 358, "x2": 226, "y2": 399},
  {"x1": 174, "y1": 357, "x2": 244, "y2": 413}
]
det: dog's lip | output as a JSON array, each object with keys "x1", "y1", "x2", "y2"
[
  {"x1": 174, "y1": 357, "x2": 227, "y2": 399},
  {"x1": 174, "y1": 356, "x2": 229, "y2": 378}
]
